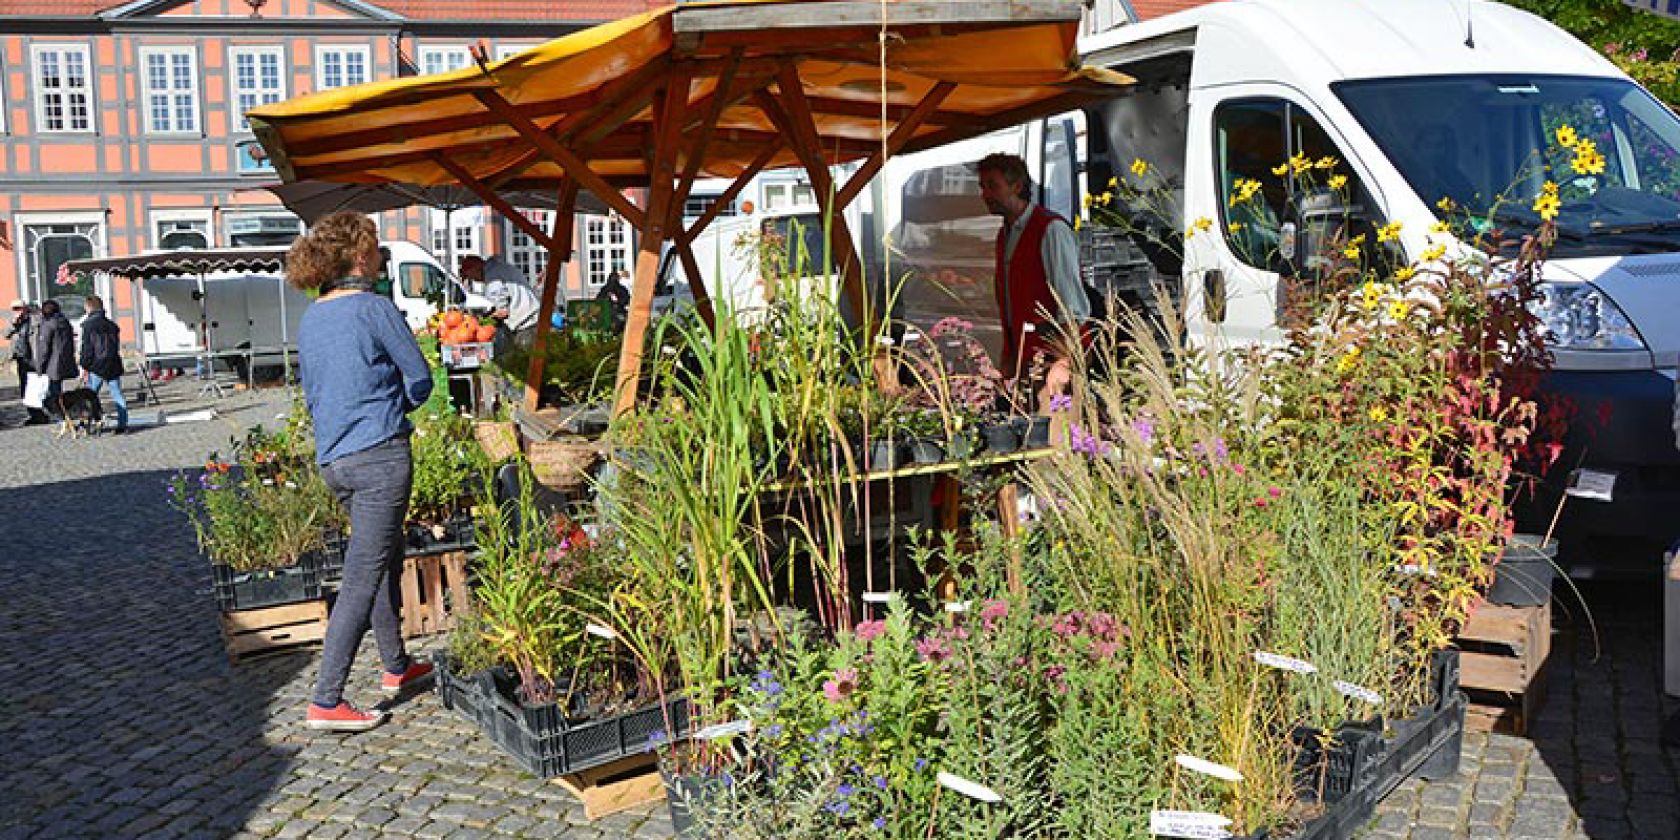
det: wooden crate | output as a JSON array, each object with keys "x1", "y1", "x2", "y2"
[
  {"x1": 550, "y1": 754, "x2": 667, "y2": 820},
  {"x1": 401, "y1": 550, "x2": 472, "y2": 639},
  {"x1": 1455, "y1": 600, "x2": 1552, "y2": 735},
  {"x1": 220, "y1": 599, "x2": 329, "y2": 662}
]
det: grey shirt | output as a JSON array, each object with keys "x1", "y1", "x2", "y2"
[{"x1": 1001, "y1": 202, "x2": 1089, "y2": 324}]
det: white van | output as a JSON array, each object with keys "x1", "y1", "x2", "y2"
[
  {"x1": 857, "y1": 0, "x2": 1680, "y2": 577},
  {"x1": 657, "y1": 205, "x2": 832, "y2": 318},
  {"x1": 139, "y1": 240, "x2": 484, "y2": 370}
]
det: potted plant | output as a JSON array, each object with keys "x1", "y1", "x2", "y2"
[
  {"x1": 901, "y1": 407, "x2": 946, "y2": 465},
  {"x1": 408, "y1": 409, "x2": 491, "y2": 553}
]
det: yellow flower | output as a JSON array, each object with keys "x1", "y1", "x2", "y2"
[
  {"x1": 1436, "y1": 196, "x2": 1456, "y2": 212},
  {"x1": 1393, "y1": 265, "x2": 1416, "y2": 281},
  {"x1": 1271, "y1": 163, "x2": 1289, "y2": 177},
  {"x1": 1387, "y1": 299, "x2": 1410, "y2": 320},
  {"x1": 1368, "y1": 406, "x2": 1389, "y2": 423},
  {"x1": 1376, "y1": 220, "x2": 1404, "y2": 242},
  {"x1": 1107, "y1": 176, "x2": 1119, "y2": 189},
  {"x1": 1227, "y1": 222, "x2": 1244, "y2": 234},
  {"x1": 1130, "y1": 158, "x2": 1149, "y2": 177},
  {"x1": 1289, "y1": 153, "x2": 1311, "y2": 174},
  {"x1": 1097, "y1": 191, "x2": 1113, "y2": 207},
  {"x1": 1361, "y1": 282, "x2": 1382, "y2": 310},
  {"x1": 1314, "y1": 155, "x2": 1339, "y2": 170},
  {"x1": 1571, "y1": 140, "x2": 1606, "y2": 176},
  {"x1": 1073, "y1": 216, "x2": 1082, "y2": 231},
  {"x1": 1228, "y1": 178, "x2": 1263, "y2": 206},
  {"x1": 1420, "y1": 243, "x2": 1447, "y2": 262},
  {"x1": 1336, "y1": 347, "x2": 1361, "y2": 373},
  {"x1": 1328, "y1": 174, "x2": 1348, "y2": 191},
  {"x1": 1341, "y1": 233, "x2": 1366, "y2": 260},
  {"x1": 1429, "y1": 221, "x2": 1451, "y2": 235},
  {"x1": 1555, "y1": 125, "x2": 1578, "y2": 149},
  {"x1": 1533, "y1": 181, "x2": 1561, "y2": 220},
  {"x1": 1082, "y1": 193, "x2": 1094, "y2": 209},
  {"x1": 1195, "y1": 217, "x2": 1214, "y2": 232}
]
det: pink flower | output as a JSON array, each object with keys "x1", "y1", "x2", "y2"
[
  {"x1": 1232, "y1": 463, "x2": 1247, "y2": 476},
  {"x1": 980, "y1": 599, "x2": 1009, "y2": 630},
  {"x1": 854, "y1": 620, "x2": 886, "y2": 642},
  {"x1": 915, "y1": 636, "x2": 951, "y2": 662},
  {"x1": 822, "y1": 668, "x2": 858, "y2": 703},
  {"x1": 1267, "y1": 486, "x2": 1283, "y2": 498}
]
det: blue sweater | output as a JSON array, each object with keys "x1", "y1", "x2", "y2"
[{"x1": 298, "y1": 290, "x2": 433, "y2": 466}]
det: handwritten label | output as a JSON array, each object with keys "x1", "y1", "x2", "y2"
[
  {"x1": 861, "y1": 592, "x2": 895, "y2": 604},
  {"x1": 944, "y1": 601, "x2": 970, "y2": 613},
  {"x1": 1333, "y1": 680, "x2": 1383, "y2": 705},
  {"x1": 1566, "y1": 468, "x2": 1616, "y2": 502},
  {"x1": 1174, "y1": 754, "x2": 1243, "y2": 782},
  {"x1": 1149, "y1": 811, "x2": 1233, "y2": 839},
  {"x1": 1393, "y1": 564, "x2": 1438, "y2": 578},
  {"x1": 585, "y1": 623, "x2": 617, "y2": 640},
  {"x1": 936, "y1": 771, "x2": 1003, "y2": 803},
  {"x1": 1253, "y1": 651, "x2": 1317, "y2": 675}
]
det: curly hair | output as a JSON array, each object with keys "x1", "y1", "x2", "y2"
[{"x1": 287, "y1": 211, "x2": 379, "y2": 291}]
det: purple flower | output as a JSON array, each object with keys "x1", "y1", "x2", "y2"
[
  {"x1": 873, "y1": 817, "x2": 887, "y2": 829},
  {"x1": 873, "y1": 775, "x2": 888, "y2": 790},
  {"x1": 837, "y1": 783, "x2": 856, "y2": 797},
  {"x1": 766, "y1": 724, "x2": 784, "y2": 738},
  {"x1": 825, "y1": 800, "x2": 851, "y2": 815},
  {"x1": 751, "y1": 670, "x2": 783, "y2": 697},
  {"x1": 1130, "y1": 416, "x2": 1155, "y2": 445},
  {"x1": 914, "y1": 757, "x2": 929, "y2": 772},
  {"x1": 1049, "y1": 392, "x2": 1073, "y2": 413}
]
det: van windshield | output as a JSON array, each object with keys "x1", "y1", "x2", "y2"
[{"x1": 1335, "y1": 74, "x2": 1680, "y2": 256}]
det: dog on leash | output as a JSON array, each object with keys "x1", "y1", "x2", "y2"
[{"x1": 53, "y1": 387, "x2": 103, "y2": 439}]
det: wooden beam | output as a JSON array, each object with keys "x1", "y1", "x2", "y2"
[
  {"x1": 485, "y1": 57, "x2": 672, "y2": 190},
  {"x1": 525, "y1": 180, "x2": 579, "y2": 413},
  {"x1": 673, "y1": 238, "x2": 715, "y2": 328},
  {"x1": 799, "y1": 93, "x2": 974, "y2": 127},
  {"x1": 430, "y1": 152, "x2": 562, "y2": 251},
  {"x1": 834, "y1": 81, "x2": 954, "y2": 210},
  {"x1": 679, "y1": 139, "x2": 781, "y2": 245},
  {"x1": 759, "y1": 69, "x2": 869, "y2": 329},
  {"x1": 473, "y1": 89, "x2": 648, "y2": 229},
  {"x1": 613, "y1": 73, "x2": 693, "y2": 417},
  {"x1": 669, "y1": 0, "x2": 1082, "y2": 36},
  {"x1": 670, "y1": 48, "x2": 743, "y2": 231}
]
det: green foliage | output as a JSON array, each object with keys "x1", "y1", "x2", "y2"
[
  {"x1": 493, "y1": 330, "x2": 621, "y2": 406},
  {"x1": 408, "y1": 408, "x2": 491, "y2": 525}
]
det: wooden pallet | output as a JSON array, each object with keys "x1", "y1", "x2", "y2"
[
  {"x1": 220, "y1": 599, "x2": 330, "y2": 662},
  {"x1": 400, "y1": 550, "x2": 472, "y2": 638},
  {"x1": 550, "y1": 754, "x2": 667, "y2": 820},
  {"x1": 1455, "y1": 600, "x2": 1552, "y2": 735}
]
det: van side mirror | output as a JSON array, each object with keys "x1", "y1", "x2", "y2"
[{"x1": 1286, "y1": 189, "x2": 1369, "y2": 279}]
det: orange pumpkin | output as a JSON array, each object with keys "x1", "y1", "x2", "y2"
[
  {"x1": 443, "y1": 310, "x2": 464, "y2": 328},
  {"x1": 463, "y1": 314, "x2": 480, "y2": 329},
  {"x1": 474, "y1": 324, "x2": 496, "y2": 342}
]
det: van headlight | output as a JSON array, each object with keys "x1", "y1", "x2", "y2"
[{"x1": 1531, "y1": 282, "x2": 1646, "y2": 350}]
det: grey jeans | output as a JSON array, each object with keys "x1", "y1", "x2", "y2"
[{"x1": 312, "y1": 435, "x2": 413, "y2": 708}]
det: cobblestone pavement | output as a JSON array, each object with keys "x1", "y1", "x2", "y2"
[{"x1": 0, "y1": 375, "x2": 1676, "y2": 839}]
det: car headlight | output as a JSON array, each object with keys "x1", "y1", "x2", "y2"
[{"x1": 1531, "y1": 282, "x2": 1646, "y2": 350}]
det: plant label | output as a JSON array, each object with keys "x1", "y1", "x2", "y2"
[
  {"x1": 1149, "y1": 811, "x2": 1233, "y2": 839},
  {"x1": 944, "y1": 601, "x2": 970, "y2": 613},
  {"x1": 936, "y1": 771, "x2": 1003, "y2": 803},
  {"x1": 1174, "y1": 754, "x2": 1243, "y2": 782},
  {"x1": 694, "y1": 719, "x2": 752, "y2": 740},
  {"x1": 1566, "y1": 468, "x2": 1616, "y2": 502},
  {"x1": 862, "y1": 592, "x2": 895, "y2": 604},
  {"x1": 585, "y1": 623, "x2": 617, "y2": 640},
  {"x1": 1333, "y1": 680, "x2": 1383, "y2": 705},
  {"x1": 1253, "y1": 651, "x2": 1317, "y2": 674}
]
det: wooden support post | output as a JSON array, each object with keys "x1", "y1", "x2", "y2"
[
  {"x1": 613, "y1": 74, "x2": 692, "y2": 417},
  {"x1": 996, "y1": 482, "x2": 1024, "y2": 597},
  {"x1": 756, "y1": 71, "x2": 869, "y2": 332},
  {"x1": 525, "y1": 181, "x2": 579, "y2": 413}
]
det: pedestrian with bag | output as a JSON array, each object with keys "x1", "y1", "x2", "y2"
[
  {"x1": 78, "y1": 295, "x2": 129, "y2": 434},
  {"x1": 32, "y1": 300, "x2": 78, "y2": 416},
  {"x1": 7, "y1": 300, "x2": 49, "y2": 426},
  {"x1": 291, "y1": 211, "x2": 435, "y2": 732}
]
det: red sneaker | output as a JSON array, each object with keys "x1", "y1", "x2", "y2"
[
  {"x1": 381, "y1": 660, "x2": 435, "y2": 696},
  {"x1": 305, "y1": 701, "x2": 387, "y2": 732}
]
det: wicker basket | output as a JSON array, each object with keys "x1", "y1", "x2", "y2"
[
  {"x1": 474, "y1": 421, "x2": 520, "y2": 463},
  {"x1": 526, "y1": 438, "x2": 602, "y2": 491}
]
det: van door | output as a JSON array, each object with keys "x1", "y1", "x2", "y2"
[
  {"x1": 1186, "y1": 92, "x2": 1389, "y2": 345},
  {"x1": 392, "y1": 259, "x2": 450, "y2": 330}
]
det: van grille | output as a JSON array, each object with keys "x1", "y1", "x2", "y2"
[{"x1": 1615, "y1": 261, "x2": 1680, "y2": 278}]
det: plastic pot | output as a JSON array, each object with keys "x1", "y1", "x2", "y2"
[
  {"x1": 1487, "y1": 534, "x2": 1558, "y2": 607},
  {"x1": 909, "y1": 438, "x2": 944, "y2": 465},
  {"x1": 982, "y1": 422, "x2": 1019, "y2": 454}
]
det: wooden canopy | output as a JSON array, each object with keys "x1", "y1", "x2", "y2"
[{"x1": 248, "y1": 0, "x2": 1132, "y2": 414}]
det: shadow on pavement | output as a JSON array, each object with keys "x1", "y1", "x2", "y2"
[
  {"x1": 0, "y1": 469, "x2": 309, "y2": 838},
  {"x1": 1523, "y1": 578, "x2": 1680, "y2": 839}
]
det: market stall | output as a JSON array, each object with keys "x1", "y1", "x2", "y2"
[{"x1": 247, "y1": 0, "x2": 1132, "y2": 415}]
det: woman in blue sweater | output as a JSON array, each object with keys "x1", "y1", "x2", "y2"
[{"x1": 292, "y1": 211, "x2": 435, "y2": 732}]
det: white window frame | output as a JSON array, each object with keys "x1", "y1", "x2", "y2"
[
  {"x1": 15, "y1": 211, "x2": 108, "y2": 304},
  {"x1": 151, "y1": 208, "x2": 214, "y2": 251},
  {"x1": 139, "y1": 46, "x2": 201, "y2": 135},
  {"x1": 427, "y1": 207, "x2": 482, "y2": 264},
  {"x1": 505, "y1": 208, "x2": 555, "y2": 284},
  {"x1": 30, "y1": 43, "x2": 94, "y2": 134},
  {"x1": 418, "y1": 45, "x2": 471, "y2": 76},
  {"x1": 582, "y1": 214, "x2": 631, "y2": 289},
  {"x1": 315, "y1": 45, "x2": 372, "y2": 91},
  {"x1": 229, "y1": 45, "x2": 286, "y2": 133},
  {"x1": 495, "y1": 44, "x2": 534, "y2": 61}
]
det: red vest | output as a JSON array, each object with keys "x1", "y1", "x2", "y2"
[{"x1": 994, "y1": 204, "x2": 1068, "y2": 375}]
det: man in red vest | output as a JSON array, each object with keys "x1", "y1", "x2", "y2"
[{"x1": 977, "y1": 153, "x2": 1088, "y2": 408}]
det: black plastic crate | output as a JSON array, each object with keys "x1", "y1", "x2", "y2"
[
  {"x1": 318, "y1": 532, "x2": 347, "y2": 581},
  {"x1": 211, "y1": 551, "x2": 324, "y2": 611},
  {"x1": 437, "y1": 655, "x2": 690, "y2": 778}
]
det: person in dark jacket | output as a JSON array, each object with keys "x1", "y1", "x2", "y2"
[
  {"x1": 78, "y1": 295, "x2": 128, "y2": 433},
  {"x1": 32, "y1": 300, "x2": 78, "y2": 415},
  {"x1": 7, "y1": 299, "x2": 49, "y2": 425}
]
